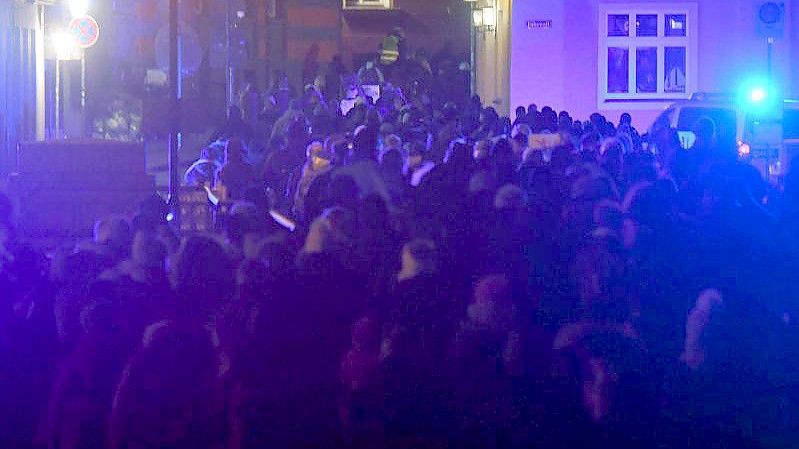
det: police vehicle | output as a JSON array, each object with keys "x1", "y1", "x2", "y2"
[{"x1": 649, "y1": 91, "x2": 798, "y2": 184}]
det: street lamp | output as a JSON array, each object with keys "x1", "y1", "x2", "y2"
[
  {"x1": 465, "y1": 0, "x2": 498, "y2": 97},
  {"x1": 472, "y1": 9, "x2": 483, "y2": 27},
  {"x1": 481, "y1": 6, "x2": 496, "y2": 30},
  {"x1": 467, "y1": 2, "x2": 496, "y2": 33},
  {"x1": 52, "y1": 30, "x2": 77, "y2": 138},
  {"x1": 68, "y1": 0, "x2": 89, "y2": 18},
  {"x1": 463, "y1": 0, "x2": 480, "y2": 96},
  {"x1": 52, "y1": 30, "x2": 77, "y2": 61},
  {"x1": 168, "y1": 0, "x2": 182, "y2": 225}
]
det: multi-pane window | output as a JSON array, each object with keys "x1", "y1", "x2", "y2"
[{"x1": 598, "y1": 4, "x2": 697, "y2": 107}]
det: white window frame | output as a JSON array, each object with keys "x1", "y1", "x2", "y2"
[
  {"x1": 598, "y1": 3, "x2": 698, "y2": 110},
  {"x1": 342, "y1": 0, "x2": 393, "y2": 10}
]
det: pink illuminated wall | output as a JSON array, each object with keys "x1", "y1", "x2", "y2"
[{"x1": 511, "y1": 0, "x2": 799, "y2": 128}]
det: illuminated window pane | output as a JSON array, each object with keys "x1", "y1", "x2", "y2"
[
  {"x1": 608, "y1": 47, "x2": 629, "y2": 93},
  {"x1": 608, "y1": 15, "x2": 629, "y2": 36},
  {"x1": 636, "y1": 14, "x2": 658, "y2": 36},
  {"x1": 636, "y1": 47, "x2": 657, "y2": 93},
  {"x1": 665, "y1": 14, "x2": 686, "y2": 36},
  {"x1": 664, "y1": 47, "x2": 687, "y2": 92}
]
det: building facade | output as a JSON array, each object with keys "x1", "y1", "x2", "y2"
[
  {"x1": 77, "y1": 0, "x2": 468, "y2": 137},
  {"x1": 502, "y1": 0, "x2": 799, "y2": 127},
  {"x1": 340, "y1": 0, "x2": 470, "y2": 70},
  {"x1": 0, "y1": 0, "x2": 468, "y2": 176},
  {"x1": 277, "y1": 0, "x2": 469, "y2": 84},
  {"x1": 1, "y1": 0, "x2": 46, "y2": 174},
  {"x1": 470, "y1": 0, "x2": 512, "y2": 116}
]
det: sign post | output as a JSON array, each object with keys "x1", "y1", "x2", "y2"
[
  {"x1": 68, "y1": 15, "x2": 99, "y2": 137},
  {"x1": 168, "y1": 0, "x2": 181, "y2": 225}
]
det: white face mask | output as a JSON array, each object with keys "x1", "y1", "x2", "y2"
[{"x1": 366, "y1": 61, "x2": 375, "y2": 69}]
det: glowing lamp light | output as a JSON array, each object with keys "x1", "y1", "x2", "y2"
[
  {"x1": 482, "y1": 6, "x2": 497, "y2": 28},
  {"x1": 738, "y1": 141, "x2": 751, "y2": 157},
  {"x1": 750, "y1": 87, "x2": 767, "y2": 103},
  {"x1": 472, "y1": 9, "x2": 483, "y2": 27},
  {"x1": 68, "y1": 0, "x2": 89, "y2": 18},
  {"x1": 52, "y1": 30, "x2": 77, "y2": 60}
]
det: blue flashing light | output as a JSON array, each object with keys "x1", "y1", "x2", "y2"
[
  {"x1": 750, "y1": 87, "x2": 767, "y2": 103},
  {"x1": 738, "y1": 77, "x2": 782, "y2": 119}
]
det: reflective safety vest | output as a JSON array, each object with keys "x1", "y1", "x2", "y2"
[{"x1": 380, "y1": 35, "x2": 400, "y2": 65}]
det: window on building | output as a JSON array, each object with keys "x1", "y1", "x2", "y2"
[
  {"x1": 598, "y1": 3, "x2": 697, "y2": 108},
  {"x1": 343, "y1": 0, "x2": 393, "y2": 10}
]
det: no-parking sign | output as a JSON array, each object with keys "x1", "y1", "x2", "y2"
[{"x1": 69, "y1": 16, "x2": 100, "y2": 49}]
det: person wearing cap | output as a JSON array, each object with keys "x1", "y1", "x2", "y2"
[{"x1": 293, "y1": 141, "x2": 333, "y2": 220}]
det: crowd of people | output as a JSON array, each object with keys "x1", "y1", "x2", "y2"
[{"x1": 2, "y1": 41, "x2": 799, "y2": 449}]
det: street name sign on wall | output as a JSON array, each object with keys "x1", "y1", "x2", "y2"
[{"x1": 527, "y1": 20, "x2": 553, "y2": 29}]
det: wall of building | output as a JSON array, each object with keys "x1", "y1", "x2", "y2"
[
  {"x1": 395, "y1": 0, "x2": 470, "y2": 54},
  {"x1": 475, "y1": 0, "x2": 512, "y2": 116},
  {"x1": 1, "y1": 0, "x2": 44, "y2": 174},
  {"x1": 508, "y1": 0, "x2": 565, "y2": 115},
  {"x1": 341, "y1": 0, "x2": 470, "y2": 72},
  {"x1": 510, "y1": 0, "x2": 798, "y2": 128},
  {"x1": 284, "y1": 0, "x2": 341, "y2": 83}
]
